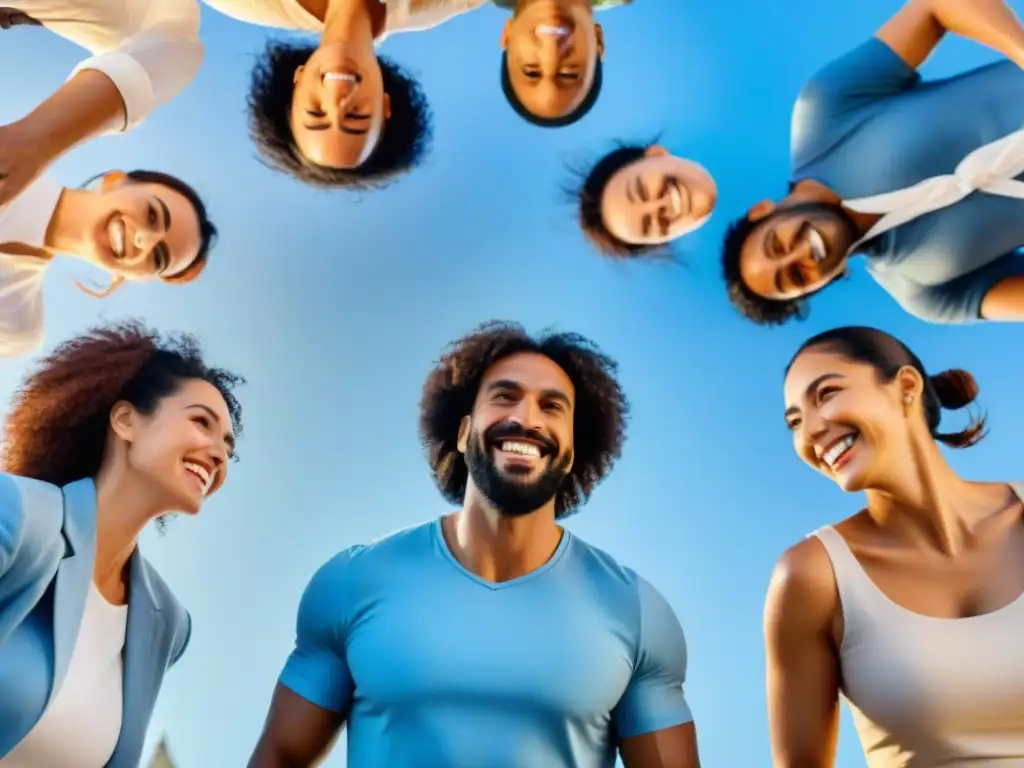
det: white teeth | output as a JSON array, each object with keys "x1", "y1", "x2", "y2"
[
  {"x1": 499, "y1": 441, "x2": 541, "y2": 457},
  {"x1": 823, "y1": 435, "x2": 857, "y2": 469},
  {"x1": 808, "y1": 227, "x2": 827, "y2": 263},
  {"x1": 667, "y1": 182, "x2": 682, "y2": 215},
  {"x1": 323, "y1": 72, "x2": 357, "y2": 82},
  {"x1": 183, "y1": 461, "x2": 214, "y2": 495},
  {"x1": 537, "y1": 24, "x2": 569, "y2": 36},
  {"x1": 109, "y1": 218, "x2": 125, "y2": 258}
]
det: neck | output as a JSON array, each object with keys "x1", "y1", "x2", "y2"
[
  {"x1": 91, "y1": 462, "x2": 162, "y2": 592},
  {"x1": 320, "y1": 0, "x2": 385, "y2": 43},
  {"x1": 787, "y1": 179, "x2": 878, "y2": 235},
  {"x1": 44, "y1": 188, "x2": 91, "y2": 259},
  {"x1": 444, "y1": 492, "x2": 563, "y2": 582},
  {"x1": 864, "y1": 438, "x2": 981, "y2": 556}
]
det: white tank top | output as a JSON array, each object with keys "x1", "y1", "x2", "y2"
[
  {"x1": 814, "y1": 485, "x2": 1024, "y2": 767},
  {"x1": 0, "y1": 584, "x2": 128, "y2": 768}
]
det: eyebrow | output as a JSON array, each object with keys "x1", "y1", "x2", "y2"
[
  {"x1": 783, "y1": 373, "x2": 845, "y2": 418},
  {"x1": 156, "y1": 196, "x2": 171, "y2": 231},
  {"x1": 188, "y1": 403, "x2": 236, "y2": 454},
  {"x1": 486, "y1": 379, "x2": 572, "y2": 407}
]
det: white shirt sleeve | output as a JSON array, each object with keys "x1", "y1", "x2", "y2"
[{"x1": 68, "y1": 0, "x2": 204, "y2": 132}]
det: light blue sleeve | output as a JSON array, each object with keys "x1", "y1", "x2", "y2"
[
  {"x1": 894, "y1": 251, "x2": 1024, "y2": 324},
  {"x1": 612, "y1": 575, "x2": 693, "y2": 739},
  {"x1": 792, "y1": 39, "x2": 920, "y2": 166},
  {"x1": 0, "y1": 474, "x2": 25, "y2": 580},
  {"x1": 278, "y1": 549, "x2": 357, "y2": 714}
]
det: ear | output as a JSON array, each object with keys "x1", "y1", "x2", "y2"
[
  {"x1": 293, "y1": 64, "x2": 305, "y2": 85},
  {"x1": 383, "y1": 91, "x2": 392, "y2": 121},
  {"x1": 895, "y1": 365, "x2": 925, "y2": 407},
  {"x1": 456, "y1": 416, "x2": 471, "y2": 454},
  {"x1": 594, "y1": 24, "x2": 605, "y2": 59},
  {"x1": 645, "y1": 145, "x2": 669, "y2": 159},
  {"x1": 101, "y1": 171, "x2": 128, "y2": 192},
  {"x1": 109, "y1": 400, "x2": 137, "y2": 443},
  {"x1": 500, "y1": 19, "x2": 512, "y2": 49},
  {"x1": 748, "y1": 199, "x2": 776, "y2": 222}
]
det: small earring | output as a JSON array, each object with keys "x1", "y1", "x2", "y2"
[{"x1": 902, "y1": 394, "x2": 914, "y2": 405}]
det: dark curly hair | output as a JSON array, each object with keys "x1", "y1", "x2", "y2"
[
  {"x1": 500, "y1": 52, "x2": 603, "y2": 128},
  {"x1": 418, "y1": 321, "x2": 629, "y2": 518},
  {"x1": 721, "y1": 213, "x2": 813, "y2": 326},
  {"x1": 568, "y1": 141, "x2": 673, "y2": 260},
  {"x1": 787, "y1": 326, "x2": 986, "y2": 448},
  {"x1": 247, "y1": 40, "x2": 433, "y2": 191},
  {"x1": 86, "y1": 170, "x2": 217, "y2": 286},
  {"x1": 2, "y1": 320, "x2": 245, "y2": 487}
]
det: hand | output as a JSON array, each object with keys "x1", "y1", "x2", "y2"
[
  {"x1": 0, "y1": 124, "x2": 49, "y2": 212},
  {"x1": 0, "y1": 8, "x2": 42, "y2": 28}
]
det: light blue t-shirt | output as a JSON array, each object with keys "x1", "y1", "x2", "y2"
[
  {"x1": 279, "y1": 519, "x2": 692, "y2": 768},
  {"x1": 791, "y1": 39, "x2": 1024, "y2": 324}
]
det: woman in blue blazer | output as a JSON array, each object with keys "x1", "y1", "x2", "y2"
[{"x1": 0, "y1": 319, "x2": 244, "y2": 767}]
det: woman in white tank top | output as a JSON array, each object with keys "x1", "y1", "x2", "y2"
[
  {"x1": 0, "y1": 169, "x2": 216, "y2": 359},
  {"x1": 765, "y1": 325, "x2": 1024, "y2": 768}
]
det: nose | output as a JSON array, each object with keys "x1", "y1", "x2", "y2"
[
  {"x1": 802, "y1": 408, "x2": 829, "y2": 446},
  {"x1": 508, "y1": 397, "x2": 542, "y2": 430},
  {"x1": 322, "y1": 77, "x2": 357, "y2": 110},
  {"x1": 537, "y1": 28, "x2": 572, "y2": 60}
]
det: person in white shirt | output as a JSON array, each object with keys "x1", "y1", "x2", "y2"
[
  {"x1": 0, "y1": 169, "x2": 217, "y2": 359},
  {"x1": 0, "y1": 0, "x2": 204, "y2": 210},
  {"x1": 207, "y1": 0, "x2": 483, "y2": 190}
]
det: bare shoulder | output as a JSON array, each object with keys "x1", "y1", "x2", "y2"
[{"x1": 765, "y1": 536, "x2": 841, "y2": 634}]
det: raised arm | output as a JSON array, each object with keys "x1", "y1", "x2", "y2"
[
  {"x1": 764, "y1": 540, "x2": 842, "y2": 768},
  {"x1": 248, "y1": 554, "x2": 357, "y2": 768},
  {"x1": 878, "y1": 0, "x2": 1024, "y2": 70},
  {"x1": 0, "y1": 0, "x2": 203, "y2": 207},
  {"x1": 616, "y1": 576, "x2": 700, "y2": 768}
]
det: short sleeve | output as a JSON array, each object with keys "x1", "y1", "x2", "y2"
[
  {"x1": 70, "y1": 0, "x2": 204, "y2": 132},
  {"x1": 278, "y1": 550, "x2": 357, "y2": 714},
  {"x1": 612, "y1": 576, "x2": 693, "y2": 739},
  {"x1": 792, "y1": 39, "x2": 920, "y2": 168},
  {"x1": 891, "y1": 251, "x2": 1024, "y2": 324}
]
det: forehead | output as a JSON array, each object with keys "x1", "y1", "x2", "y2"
[
  {"x1": 783, "y1": 349, "x2": 867, "y2": 400},
  {"x1": 164, "y1": 378, "x2": 232, "y2": 422},
  {"x1": 478, "y1": 352, "x2": 575, "y2": 399}
]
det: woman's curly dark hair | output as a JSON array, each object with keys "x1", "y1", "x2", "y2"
[
  {"x1": 247, "y1": 40, "x2": 432, "y2": 191},
  {"x1": 418, "y1": 321, "x2": 629, "y2": 518},
  {"x1": 2, "y1": 320, "x2": 244, "y2": 487}
]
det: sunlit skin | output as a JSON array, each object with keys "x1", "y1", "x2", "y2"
[
  {"x1": 601, "y1": 147, "x2": 718, "y2": 246},
  {"x1": 501, "y1": 0, "x2": 604, "y2": 120},
  {"x1": 40, "y1": 172, "x2": 202, "y2": 282},
  {"x1": 739, "y1": 181, "x2": 879, "y2": 301},
  {"x1": 110, "y1": 378, "x2": 236, "y2": 517},
  {"x1": 783, "y1": 349, "x2": 925, "y2": 494},
  {"x1": 458, "y1": 352, "x2": 575, "y2": 497},
  {"x1": 290, "y1": 0, "x2": 391, "y2": 169}
]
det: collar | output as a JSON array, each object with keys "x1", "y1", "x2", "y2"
[{"x1": 0, "y1": 176, "x2": 63, "y2": 250}]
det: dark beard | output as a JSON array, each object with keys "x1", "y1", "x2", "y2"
[{"x1": 465, "y1": 425, "x2": 572, "y2": 517}]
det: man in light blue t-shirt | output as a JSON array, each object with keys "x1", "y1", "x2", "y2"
[
  {"x1": 720, "y1": 0, "x2": 1024, "y2": 327},
  {"x1": 248, "y1": 321, "x2": 700, "y2": 768}
]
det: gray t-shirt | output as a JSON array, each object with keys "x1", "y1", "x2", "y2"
[{"x1": 791, "y1": 38, "x2": 1024, "y2": 324}]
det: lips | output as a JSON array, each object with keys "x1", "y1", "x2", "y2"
[{"x1": 107, "y1": 215, "x2": 126, "y2": 260}]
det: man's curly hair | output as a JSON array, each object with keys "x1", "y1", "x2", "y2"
[
  {"x1": 2, "y1": 320, "x2": 244, "y2": 487},
  {"x1": 418, "y1": 321, "x2": 629, "y2": 518},
  {"x1": 721, "y1": 213, "x2": 811, "y2": 326}
]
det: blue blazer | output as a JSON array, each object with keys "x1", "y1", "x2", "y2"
[{"x1": 0, "y1": 474, "x2": 191, "y2": 766}]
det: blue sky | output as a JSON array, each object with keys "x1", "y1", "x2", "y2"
[{"x1": 3, "y1": 1, "x2": 1024, "y2": 765}]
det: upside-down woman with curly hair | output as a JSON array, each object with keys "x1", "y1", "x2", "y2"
[{"x1": 0, "y1": 320, "x2": 244, "y2": 768}]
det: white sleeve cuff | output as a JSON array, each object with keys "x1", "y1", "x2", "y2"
[{"x1": 69, "y1": 52, "x2": 156, "y2": 133}]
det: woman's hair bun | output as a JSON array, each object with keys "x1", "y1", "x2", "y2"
[{"x1": 929, "y1": 368, "x2": 978, "y2": 411}]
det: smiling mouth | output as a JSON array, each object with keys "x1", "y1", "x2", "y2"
[
  {"x1": 322, "y1": 70, "x2": 360, "y2": 84},
  {"x1": 183, "y1": 459, "x2": 215, "y2": 497},
  {"x1": 821, "y1": 432, "x2": 858, "y2": 471},
  {"x1": 808, "y1": 226, "x2": 827, "y2": 263},
  {"x1": 493, "y1": 439, "x2": 548, "y2": 463},
  {"x1": 665, "y1": 177, "x2": 689, "y2": 218},
  {"x1": 107, "y1": 215, "x2": 126, "y2": 259}
]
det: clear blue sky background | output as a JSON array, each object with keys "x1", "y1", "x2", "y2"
[{"x1": 2, "y1": 1, "x2": 1023, "y2": 765}]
